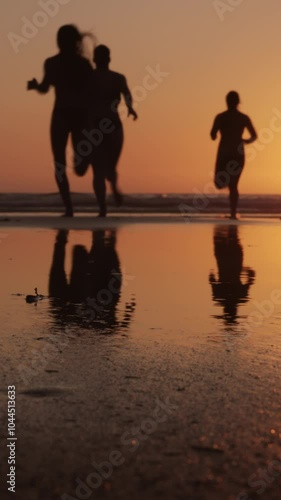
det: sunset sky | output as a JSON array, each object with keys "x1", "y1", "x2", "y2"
[{"x1": 2, "y1": 0, "x2": 281, "y2": 194}]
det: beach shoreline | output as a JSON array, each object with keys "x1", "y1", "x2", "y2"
[
  {"x1": 0, "y1": 193, "x2": 281, "y2": 217},
  {"x1": 0, "y1": 213, "x2": 281, "y2": 230}
]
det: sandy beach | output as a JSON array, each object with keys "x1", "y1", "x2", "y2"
[{"x1": 1, "y1": 217, "x2": 281, "y2": 500}]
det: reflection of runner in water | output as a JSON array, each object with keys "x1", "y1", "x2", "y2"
[
  {"x1": 48, "y1": 229, "x2": 136, "y2": 331},
  {"x1": 211, "y1": 91, "x2": 257, "y2": 219},
  {"x1": 27, "y1": 25, "x2": 93, "y2": 217},
  {"x1": 76, "y1": 45, "x2": 138, "y2": 217},
  {"x1": 209, "y1": 225, "x2": 255, "y2": 324}
]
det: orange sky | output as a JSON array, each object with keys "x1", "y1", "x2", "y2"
[{"x1": 2, "y1": 0, "x2": 281, "y2": 194}]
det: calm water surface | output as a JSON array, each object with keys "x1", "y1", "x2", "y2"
[{"x1": 1, "y1": 223, "x2": 281, "y2": 359}]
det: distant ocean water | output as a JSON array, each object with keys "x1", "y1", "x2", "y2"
[{"x1": 0, "y1": 193, "x2": 281, "y2": 214}]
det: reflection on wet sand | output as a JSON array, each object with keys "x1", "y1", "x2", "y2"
[
  {"x1": 48, "y1": 229, "x2": 136, "y2": 332},
  {"x1": 209, "y1": 225, "x2": 255, "y2": 324}
]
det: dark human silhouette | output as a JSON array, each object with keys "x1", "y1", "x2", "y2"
[
  {"x1": 27, "y1": 25, "x2": 93, "y2": 217},
  {"x1": 209, "y1": 225, "x2": 255, "y2": 324},
  {"x1": 75, "y1": 45, "x2": 138, "y2": 217},
  {"x1": 211, "y1": 91, "x2": 257, "y2": 219},
  {"x1": 48, "y1": 229, "x2": 136, "y2": 331}
]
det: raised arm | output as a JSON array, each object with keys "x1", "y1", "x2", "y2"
[
  {"x1": 120, "y1": 75, "x2": 138, "y2": 120},
  {"x1": 210, "y1": 115, "x2": 220, "y2": 140},
  {"x1": 243, "y1": 117, "x2": 257, "y2": 144},
  {"x1": 27, "y1": 59, "x2": 51, "y2": 94}
]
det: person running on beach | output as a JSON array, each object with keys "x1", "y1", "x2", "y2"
[
  {"x1": 210, "y1": 91, "x2": 257, "y2": 219},
  {"x1": 75, "y1": 45, "x2": 138, "y2": 217},
  {"x1": 27, "y1": 25, "x2": 93, "y2": 217}
]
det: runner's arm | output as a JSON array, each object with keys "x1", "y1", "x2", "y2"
[
  {"x1": 27, "y1": 59, "x2": 51, "y2": 93},
  {"x1": 210, "y1": 115, "x2": 220, "y2": 140},
  {"x1": 120, "y1": 75, "x2": 138, "y2": 120},
  {"x1": 243, "y1": 117, "x2": 257, "y2": 144}
]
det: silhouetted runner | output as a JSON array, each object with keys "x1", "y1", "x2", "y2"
[
  {"x1": 211, "y1": 91, "x2": 257, "y2": 219},
  {"x1": 27, "y1": 25, "x2": 93, "y2": 217},
  {"x1": 76, "y1": 45, "x2": 138, "y2": 217}
]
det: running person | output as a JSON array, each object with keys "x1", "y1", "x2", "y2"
[
  {"x1": 27, "y1": 25, "x2": 93, "y2": 216},
  {"x1": 76, "y1": 45, "x2": 138, "y2": 217},
  {"x1": 211, "y1": 91, "x2": 257, "y2": 219}
]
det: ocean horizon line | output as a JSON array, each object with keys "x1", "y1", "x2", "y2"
[{"x1": 0, "y1": 192, "x2": 281, "y2": 214}]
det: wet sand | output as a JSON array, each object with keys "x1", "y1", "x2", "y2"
[
  {"x1": 0, "y1": 213, "x2": 280, "y2": 230},
  {"x1": 0, "y1": 220, "x2": 281, "y2": 500},
  {"x1": 3, "y1": 329, "x2": 281, "y2": 500}
]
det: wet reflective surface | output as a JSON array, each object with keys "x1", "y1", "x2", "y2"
[
  {"x1": 2, "y1": 222, "x2": 281, "y2": 350},
  {"x1": 1, "y1": 222, "x2": 281, "y2": 499}
]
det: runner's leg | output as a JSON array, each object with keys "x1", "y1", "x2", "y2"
[{"x1": 51, "y1": 110, "x2": 73, "y2": 216}]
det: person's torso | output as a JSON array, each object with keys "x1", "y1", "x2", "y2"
[
  {"x1": 218, "y1": 110, "x2": 248, "y2": 151},
  {"x1": 89, "y1": 70, "x2": 124, "y2": 122},
  {"x1": 46, "y1": 54, "x2": 93, "y2": 109}
]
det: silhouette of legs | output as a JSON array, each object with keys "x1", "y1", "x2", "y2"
[
  {"x1": 229, "y1": 184, "x2": 239, "y2": 219},
  {"x1": 93, "y1": 168, "x2": 107, "y2": 217},
  {"x1": 91, "y1": 121, "x2": 124, "y2": 215},
  {"x1": 229, "y1": 169, "x2": 242, "y2": 219},
  {"x1": 51, "y1": 110, "x2": 73, "y2": 216},
  {"x1": 215, "y1": 152, "x2": 244, "y2": 219},
  {"x1": 72, "y1": 123, "x2": 92, "y2": 178},
  {"x1": 109, "y1": 166, "x2": 123, "y2": 207},
  {"x1": 106, "y1": 124, "x2": 124, "y2": 206}
]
